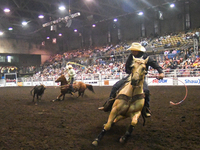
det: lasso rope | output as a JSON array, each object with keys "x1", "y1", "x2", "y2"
[
  {"x1": 67, "y1": 62, "x2": 86, "y2": 67},
  {"x1": 169, "y1": 78, "x2": 188, "y2": 105},
  {"x1": 148, "y1": 77, "x2": 188, "y2": 105}
]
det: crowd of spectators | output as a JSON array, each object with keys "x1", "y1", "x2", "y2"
[{"x1": 28, "y1": 43, "x2": 199, "y2": 82}]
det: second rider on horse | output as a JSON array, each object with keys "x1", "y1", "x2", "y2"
[{"x1": 66, "y1": 64, "x2": 76, "y2": 95}]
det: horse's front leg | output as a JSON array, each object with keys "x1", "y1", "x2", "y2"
[
  {"x1": 62, "y1": 94, "x2": 65, "y2": 101},
  {"x1": 119, "y1": 111, "x2": 141, "y2": 143},
  {"x1": 52, "y1": 93, "x2": 63, "y2": 102},
  {"x1": 92, "y1": 106, "x2": 118, "y2": 146}
]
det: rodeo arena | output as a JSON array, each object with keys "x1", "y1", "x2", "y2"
[{"x1": 0, "y1": 0, "x2": 200, "y2": 150}]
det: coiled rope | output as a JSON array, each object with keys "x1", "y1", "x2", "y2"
[{"x1": 148, "y1": 77, "x2": 188, "y2": 105}]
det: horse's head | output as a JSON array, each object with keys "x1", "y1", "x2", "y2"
[
  {"x1": 130, "y1": 56, "x2": 149, "y2": 87},
  {"x1": 55, "y1": 75, "x2": 68, "y2": 85}
]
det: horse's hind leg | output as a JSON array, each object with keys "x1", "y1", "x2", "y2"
[
  {"x1": 77, "y1": 91, "x2": 81, "y2": 98},
  {"x1": 81, "y1": 91, "x2": 85, "y2": 97},
  {"x1": 119, "y1": 111, "x2": 141, "y2": 143},
  {"x1": 62, "y1": 94, "x2": 65, "y2": 101}
]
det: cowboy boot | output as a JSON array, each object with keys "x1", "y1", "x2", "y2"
[
  {"x1": 69, "y1": 84, "x2": 75, "y2": 95},
  {"x1": 145, "y1": 106, "x2": 151, "y2": 117},
  {"x1": 98, "y1": 97, "x2": 115, "y2": 112},
  {"x1": 144, "y1": 94, "x2": 151, "y2": 117}
]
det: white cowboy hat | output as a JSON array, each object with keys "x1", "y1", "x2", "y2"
[
  {"x1": 127, "y1": 42, "x2": 146, "y2": 52},
  {"x1": 66, "y1": 65, "x2": 73, "y2": 69}
]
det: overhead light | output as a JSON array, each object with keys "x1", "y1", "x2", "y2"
[
  {"x1": 138, "y1": 11, "x2": 144, "y2": 15},
  {"x1": 92, "y1": 24, "x2": 96, "y2": 27},
  {"x1": 4, "y1": 8, "x2": 10, "y2": 13},
  {"x1": 170, "y1": 3, "x2": 175, "y2": 8},
  {"x1": 74, "y1": 29, "x2": 77, "y2": 32},
  {"x1": 8, "y1": 27, "x2": 13, "y2": 31},
  {"x1": 58, "y1": 33, "x2": 62, "y2": 36},
  {"x1": 22, "y1": 21, "x2": 28, "y2": 26},
  {"x1": 38, "y1": 15, "x2": 44, "y2": 19},
  {"x1": 0, "y1": 31, "x2": 4, "y2": 36},
  {"x1": 113, "y1": 18, "x2": 118, "y2": 22},
  {"x1": 59, "y1": 6, "x2": 66, "y2": 11},
  {"x1": 46, "y1": 37, "x2": 50, "y2": 39}
]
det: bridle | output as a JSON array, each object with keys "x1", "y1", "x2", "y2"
[{"x1": 131, "y1": 63, "x2": 146, "y2": 87}]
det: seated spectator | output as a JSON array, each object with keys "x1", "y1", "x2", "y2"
[
  {"x1": 177, "y1": 41, "x2": 181, "y2": 47},
  {"x1": 164, "y1": 43, "x2": 171, "y2": 48},
  {"x1": 167, "y1": 59, "x2": 175, "y2": 70}
]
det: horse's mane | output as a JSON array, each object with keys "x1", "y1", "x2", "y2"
[{"x1": 60, "y1": 75, "x2": 67, "y2": 81}]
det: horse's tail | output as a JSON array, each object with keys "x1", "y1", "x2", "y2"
[{"x1": 86, "y1": 84, "x2": 95, "y2": 93}]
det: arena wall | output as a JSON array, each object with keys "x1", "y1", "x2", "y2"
[
  {"x1": 0, "y1": 38, "x2": 59, "y2": 64},
  {"x1": 0, "y1": 77, "x2": 199, "y2": 87}
]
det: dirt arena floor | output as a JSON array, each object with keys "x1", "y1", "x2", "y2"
[{"x1": 0, "y1": 86, "x2": 199, "y2": 150}]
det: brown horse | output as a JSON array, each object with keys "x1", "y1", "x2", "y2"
[
  {"x1": 53, "y1": 74, "x2": 95, "y2": 101},
  {"x1": 92, "y1": 56, "x2": 149, "y2": 146}
]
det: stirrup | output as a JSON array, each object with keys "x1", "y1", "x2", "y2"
[
  {"x1": 145, "y1": 112, "x2": 151, "y2": 117},
  {"x1": 145, "y1": 107, "x2": 151, "y2": 117}
]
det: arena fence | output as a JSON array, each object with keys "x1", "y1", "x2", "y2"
[{"x1": 0, "y1": 69, "x2": 199, "y2": 87}]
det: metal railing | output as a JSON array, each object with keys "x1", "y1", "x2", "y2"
[{"x1": 0, "y1": 68, "x2": 199, "y2": 87}]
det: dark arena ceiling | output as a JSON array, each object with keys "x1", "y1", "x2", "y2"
[{"x1": 0, "y1": 0, "x2": 197, "y2": 42}]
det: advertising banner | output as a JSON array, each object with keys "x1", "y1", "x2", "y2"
[
  {"x1": 178, "y1": 77, "x2": 200, "y2": 86},
  {"x1": 5, "y1": 82, "x2": 17, "y2": 86},
  {"x1": 148, "y1": 78, "x2": 173, "y2": 86},
  {"x1": 83, "y1": 80, "x2": 100, "y2": 86}
]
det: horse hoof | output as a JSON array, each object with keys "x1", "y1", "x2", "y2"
[
  {"x1": 92, "y1": 140, "x2": 98, "y2": 146},
  {"x1": 119, "y1": 136, "x2": 126, "y2": 144},
  {"x1": 52, "y1": 99, "x2": 58, "y2": 102}
]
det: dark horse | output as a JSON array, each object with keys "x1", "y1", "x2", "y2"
[{"x1": 53, "y1": 74, "x2": 95, "y2": 101}]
